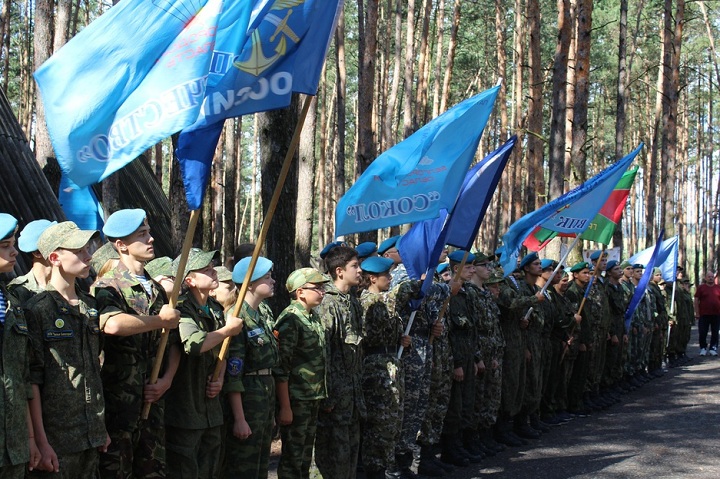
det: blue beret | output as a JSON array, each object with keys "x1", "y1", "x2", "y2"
[
  {"x1": 632, "y1": 263, "x2": 644, "y2": 269},
  {"x1": 378, "y1": 235, "x2": 401, "y2": 255},
  {"x1": 355, "y1": 241, "x2": 378, "y2": 259},
  {"x1": 18, "y1": 219, "x2": 57, "y2": 253},
  {"x1": 320, "y1": 241, "x2": 345, "y2": 259},
  {"x1": 361, "y1": 256, "x2": 394, "y2": 274},
  {"x1": 103, "y1": 209, "x2": 147, "y2": 238},
  {"x1": 540, "y1": 259, "x2": 554, "y2": 270},
  {"x1": 606, "y1": 260, "x2": 620, "y2": 270},
  {"x1": 436, "y1": 263, "x2": 450, "y2": 275},
  {"x1": 0, "y1": 213, "x2": 18, "y2": 241},
  {"x1": 448, "y1": 250, "x2": 475, "y2": 263},
  {"x1": 519, "y1": 252, "x2": 539, "y2": 269},
  {"x1": 232, "y1": 256, "x2": 273, "y2": 283},
  {"x1": 589, "y1": 250, "x2": 607, "y2": 261},
  {"x1": 569, "y1": 261, "x2": 590, "y2": 272}
]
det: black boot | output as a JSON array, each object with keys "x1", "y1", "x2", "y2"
[
  {"x1": 479, "y1": 427, "x2": 505, "y2": 453},
  {"x1": 494, "y1": 419, "x2": 524, "y2": 447},
  {"x1": 440, "y1": 434, "x2": 469, "y2": 467},
  {"x1": 417, "y1": 445, "x2": 446, "y2": 477},
  {"x1": 513, "y1": 413, "x2": 541, "y2": 439},
  {"x1": 529, "y1": 413, "x2": 550, "y2": 433},
  {"x1": 395, "y1": 451, "x2": 417, "y2": 479},
  {"x1": 365, "y1": 469, "x2": 386, "y2": 479},
  {"x1": 460, "y1": 430, "x2": 484, "y2": 463}
]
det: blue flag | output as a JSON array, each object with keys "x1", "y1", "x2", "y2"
[
  {"x1": 628, "y1": 236, "x2": 679, "y2": 282},
  {"x1": 497, "y1": 144, "x2": 643, "y2": 274},
  {"x1": 177, "y1": 0, "x2": 343, "y2": 209},
  {"x1": 58, "y1": 174, "x2": 105, "y2": 233},
  {"x1": 335, "y1": 85, "x2": 500, "y2": 236},
  {"x1": 397, "y1": 136, "x2": 516, "y2": 282},
  {"x1": 625, "y1": 229, "x2": 665, "y2": 332},
  {"x1": 35, "y1": 0, "x2": 226, "y2": 188}
]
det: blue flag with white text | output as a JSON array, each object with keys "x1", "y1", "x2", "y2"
[
  {"x1": 497, "y1": 144, "x2": 643, "y2": 274},
  {"x1": 628, "y1": 236, "x2": 679, "y2": 283},
  {"x1": 177, "y1": 0, "x2": 343, "y2": 208},
  {"x1": 35, "y1": 0, "x2": 226, "y2": 188},
  {"x1": 398, "y1": 136, "x2": 516, "y2": 282},
  {"x1": 335, "y1": 85, "x2": 500, "y2": 236},
  {"x1": 625, "y1": 230, "x2": 665, "y2": 332}
]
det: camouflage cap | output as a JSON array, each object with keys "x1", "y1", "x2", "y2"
[
  {"x1": 486, "y1": 270, "x2": 505, "y2": 284},
  {"x1": 215, "y1": 266, "x2": 233, "y2": 282},
  {"x1": 172, "y1": 248, "x2": 217, "y2": 279},
  {"x1": 37, "y1": 221, "x2": 98, "y2": 259},
  {"x1": 286, "y1": 267, "x2": 330, "y2": 292},
  {"x1": 146, "y1": 256, "x2": 175, "y2": 279},
  {"x1": 90, "y1": 242, "x2": 119, "y2": 273}
]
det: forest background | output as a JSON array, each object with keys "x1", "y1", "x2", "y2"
[{"x1": 1, "y1": 0, "x2": 718, "y2": 310}]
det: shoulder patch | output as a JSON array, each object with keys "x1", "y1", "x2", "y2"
[{"x1": 227, "y1": 357, "x2": 243, "y2": 377}]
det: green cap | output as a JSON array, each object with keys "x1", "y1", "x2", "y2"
[
  {"x1": 172, "y1": 248, "x2": 217, "y2": 279},
  {"x1": 215, "y1": 266, "x2": 233, "y2": 282},
  {"x1": 472, "y1": 251, "x2": 496, "y2": 264},
  {"x1": 486, "y1": 270, "x2": 505, "y2": 284},
  {"x1": 620, "y1": 260, "x2": 632, "y2": 269},
  {"x1": 569, "y1": 261, "x2": 590, "y2": 273},
  {"x1": 90, "y1": 242, "x2": 119, "y2": 273},
  {"x1": 37, "y1": 221, "x2": 98, "y2": 259},
  {"x1": 286, "y1": 267, "x2": 330, "y2": 292},
  {"x1": 145, "y1": 256, "x2": 175, "y2": 279}
]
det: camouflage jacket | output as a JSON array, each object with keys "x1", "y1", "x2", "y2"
[
  {"x1": 587, "y1": 277, "x2": 611, "y2": 331},
  {"x1": 164, "y1": 293, "x2": 225, "y2": 429},
  {"x1": 606, "y1": 281, "x2": 629, "y2": 337},
  {"x1": 623, "y1": 281, "x2": 652, "y2": 328},
  {"x1": 359, "y1": 289, "x2": 402, "y2": 351},
  {"x1": 25, "y1": 286, "x2": 106, "y2": 454},
  {"x1": 468, "y1": 283, "x2": 505, "y2": 357},
  {"x1": 272, "y1": 300, "x2": 327, "y2": 401},
  {"x1": 224, "y1": 301, "x2": 279, "y2": 393},
  {"x1": 565, "y1": 281, "x2": 593, "y2": 345},
  {"x1": 7, "y1": 270, "x2": 44, "y2": 305},
  {"x1": 391, "y1": 279, "x2": 449, "y2": 338},
  {"x1": 91, "y1": 262, "x2": 168, "y2": 430},
  {"x1": 497, "y1": 275, "x2": 538, "y2": 347},
  {"x1": 548, "y1": 287, "x2": 577, "y2": 343},
  {"x1": 648, "y1": 282, "x2": 667, "y2": 327},
  {"x1": 316, "y1": 283, "x2": 366, "y2": 424},
  {"x1": 674, "y1": 288, "x2": 694, "y2": 327},
  {"x1": 0, "y1": 283, "x2": 32, "y2": 467},
  {"x1": 447, "y1": 284, "x2": 479, "y2": 367}
]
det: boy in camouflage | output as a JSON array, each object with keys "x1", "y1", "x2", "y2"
[
  {"x1": 26, "y1": 221, "x2": 109, "y2": 478},
  {"x1": 273, "y1": 267, "x2": 329, "y2": 479},
  {"x1": 92, "y1": 209, "x2": 181, "y2": 479},
  {"x1": 314, "y1": 245, "x2": 365, "y2": 479},
  {"x1": 165, "y1": 249, "x2": 243, "y2": 478},
  {"x1": 222, "y1": 256, "x2": 279, "y2": 479},
  {"x1": 7, "y1": 219, "x2": 55, "y2": 304},
  {"x1": 358, "y1": 257, "x2": 410, "y2": 479},
  {"x1": 0, "y1": 213, "x2": 41, "y2": 478}
]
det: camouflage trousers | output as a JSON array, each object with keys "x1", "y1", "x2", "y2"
[
  {"x1": 587, "y1": 326, "x2": 609, "y2": 392},
  {"x1": 396, "y1": 336, "x2": 432, "y2": 456},
  {"x1": 567, "y1": 349, "x2": 589, "y2": 411},
  {"x1": 555, "y1": 342, "x2": 577, "y2": 412},
  {"x1": 474, "y1": 349, "x2": 503, "y2": 429},
  {"x1": 0, "y1": 462, "x2": 25, "y2": 479},
  {"x1": 499, "y1": 339, "x2": 526, "y2": 418},
  {"x1": 361, "y1": 355, "x2": 404, "y2": 472},
  {"x1": 166, "y1": 424, "x2": 222, "y2": 479},
  {"x1": 626, "y1": 324, "x2": 644, "y2": 375},
  {"x1": 99, "y1": 407, "x2": 165, "y2": 479},
  {"x1": 277, "y1": 398, "x2": 320, "y2": 479},
  {"x1": 28, "y1": 448, "x2": 99, "y2": 479},
  {"x1": 523, "y1": 334, "x2": 543, "y2": 414},
  {"x1": 649, "y1": 323, "x2": 666, "y2": 370},
  {"x1": 640, "y1": 324, "x2": 653, "y2": 369},
  {"x1": 315, "y1": 408, "x2": 360, "y2": 479},
  {"x1": 541, "y1": 338, "x2": 563, "y2": 417},
  {"x1": 221, "y1": 376, "x2": 275, "y2": 479},
  {"x1": 417, "y1": 336, "x2": 452, "y2": 448},
  {"x1": 602, "y1": 337, "x2": 624, "y2": 388},
  {"x1": 443, "y1": 356, "x2": 476, "y2": 435}
]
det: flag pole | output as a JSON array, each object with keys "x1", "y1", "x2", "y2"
[
  {"x1": 212, "y1": 94, "x2": 314, "y2": 380},
  {"x1": 142, "y1": 207, "x2": 200, "y2": 419},
  {"x1": 576, "y1": 247, "x2": 606, "y2": 316}
]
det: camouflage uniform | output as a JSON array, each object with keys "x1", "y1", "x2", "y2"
[
  {"x1": 523, "y1": 287, "x2": 545, "y2": 417},
  {"x1": 92, "y1": 263, "x2": 169, "y2": 479},
  {"x1": 221, "y1": 301, "x2": 279, "y2": 479},
  {"x1": 390, "y1": 263, "x2": 408, "y2": 290},
  {"x1": 25, "y1": 287, "x2": 106, "y2": 478},
  {"x1": 359, "y1": 290, "x2": 404, "y2": 475},
  {"x1": 673, "y1": 286, "x2": 694, "y2": 356},
  {"x1": 7, "y1": 271, "x2": 44, "y2": 305},
  {"x1": 497, "y1": 276, "x2": 538, "y2": 418},
  {"x1": 603, "y1": 282, "x2": 628, "y2": 389},
  {"x1": 537, "y1": 287, "x2": 562, "y2": 418},
  {"x1": 472, "y1": 284, "x2": 504, "y2": 430},
  {"x1": 391, "y1": 280, "x2": 448, "y2": 468},
  {"x1": 164, "y1": 294, "x2": 226, "y2": 479},
  {"x1": 272, "y1": 300, "x2": 327, "y2": 479},
  {"x1": 546, "y1": 287, "x2": 577, "y2": 415},
  {"x1": 0, "y1": 284, "x2": 32, "y2": 478},
  {"x1": 314, "y1": 283, "x2": 365, "y2": 479},
  {"x1": 585, "y1": 278, "x2": 610, "y2": 394},
  {"x1": 647, "y1": 282, "x2": 667, "y2": 371},
  {"x1": 565, "y1": 281, "x2": 593, "y2": 412}
]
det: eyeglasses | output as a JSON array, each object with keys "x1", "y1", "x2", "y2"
[
  {"x1": 477, "y1": 263, "x2": 493, "y2": 268},
  {"x1": 301, "y1": 285, "x2": 325, "y2": 294}
]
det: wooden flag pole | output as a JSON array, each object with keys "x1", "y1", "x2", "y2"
[
  {"x1": 212, "y1": 94, "x2": 314, "y2": 381},
  {"x1": 142, "y1": 207, "x2": 200, "y2": 419}
]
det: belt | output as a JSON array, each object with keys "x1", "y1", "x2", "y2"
[
  {"x1": 412, "y1": 328, "x2": 430, "y2": 337},
  {"x1": 365, "y1": 345, "x2": 396, "y2": 355},
  {"x1": 245, "y1": 368, "x2": 273, "y2": 376}
]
